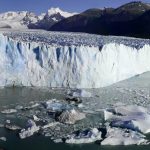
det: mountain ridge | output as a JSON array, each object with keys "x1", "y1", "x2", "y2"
[
  {"x1": 0, "y1": 8, "x2": 77, "y2": 30},
  {"x1": 50, "y1": 1, "x2": 150, "y2": 38},
  {"x1": 1, "y1": 1, "x2": 150, "y2": 38}
]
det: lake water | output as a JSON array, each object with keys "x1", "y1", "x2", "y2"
[{"x1": 0, "y1": 72, "x2": 150, "y2": 150}]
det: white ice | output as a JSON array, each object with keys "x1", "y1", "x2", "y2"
[
  {"x1": 0, "y1": 30, "x2": 150, "y2": 88},
  {"x1": 104, "y1": 104, "x2": 150, "y2": 134},
  {"x1": 101, "y1": 127, "x2": 148, "y2": 145},
  {"x1": 67, "y1": 89, "x2": 92, "y2": 97},
  {"x1": 44, "y1": 99, "x2": 70, "y2": 111},
  {"x1": 58, "y1": 108, "x2": 85, "y2": 124},
  {"x1": 66, "y1": 128, "x2": 102, "y2": 144},
  {"x1": 1, "y1": 109, "x2": 17, "y2": 114},
  {"x1": 19, "y1": 120, "x2": 40, "y2": 139}
]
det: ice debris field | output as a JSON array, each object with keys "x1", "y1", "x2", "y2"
[
  {"x1": 0, "y1": 88, "x2": 150, "y2": 146},
  {"x1": 0, "y1": 30, "x2": 150, "y2": 88}
]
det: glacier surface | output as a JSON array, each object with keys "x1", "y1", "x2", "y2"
[{"x1": 0, "y1": 30, "x2": 150, "y2": 88}]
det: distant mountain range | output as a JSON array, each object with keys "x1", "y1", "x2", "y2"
[
  {"x1": 50, "y1": 1, "x2": 150, "y2": 38},
  {"x1": 0, "y1": 8, "x2": 77, "y2": 30},
  {"x1": 0, "y1": 1, "x2": 150, "y2": 38}
]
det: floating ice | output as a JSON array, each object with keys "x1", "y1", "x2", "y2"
[
  {"x1": 66, "y1": 128, "x2": 102, "y2": 144},
  {"x1": 19, "y1": 120, "x2": 40, "y2": 139},
  {"x1": 24, "y1": 103, "x2": 39, "y2": 110},
  {"x1": 15, "y1": 105, "x2": 23, "y2": 110},
  {"x1": 1, "y1": 109, "x2": 17, "y2": 114},
  {"x1": 101, "y1": 127, "x2": 148, "y2": 145},
  {"x1": 0, "y1": 137, "x2": 7, "y2": 142},
  {"x1": 58, "y1": 108, "x2": 85, "y2": 124},
  {"x1": 68, "y1": 89, "x2": 92, "y2": 98},
  {"x1": 5, "y1": 120, "x2": 10, "y2": 124},
  {"x1": 33, "y1": 115, "x2": 40, "y2": 122},
  {"x1": 44, "y1": 100, "x2": 70, "y2": 112},
  {"x1": 104, "y1": 104, "x2": 150, "y2": 134},
  {"x1": 41, "y1": 122, "x2": 59, "y2": 130},
  {"x1": 5, "y1": 124, "x2": 21, "y2": 131}
]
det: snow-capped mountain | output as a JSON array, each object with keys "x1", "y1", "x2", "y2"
[
  {"x1": 47, "y1": 7, "x2": 77, "y2": 18},
  {"x1": 0, "y1": 11, "x2": 38, "y2": 29},
  {"x1": 29, "y1": 8, "x2": 77, "y2": 30},
  {"x1": 50, "y1": 1, "x2": 150, "y2": 39},
  {"x1": 0, "y1": 8, "x2": 77, "y2": 29}
]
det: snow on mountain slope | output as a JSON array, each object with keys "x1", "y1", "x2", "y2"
[
  {"x1": 0, "y1": 30, "x2": 150, "y2": 88},
  {"x1": 0, "y1": 8, "x2": 77, "y2": 29},
  {"x1": 29, "y1": 8, "x2": 77, "y2": 30},
  {"x1": 0, "y1": 11, "x2": 38, "y2": 29},
  {"x1": 47, "y1": 7, "x2": 77, "y2": 18}
]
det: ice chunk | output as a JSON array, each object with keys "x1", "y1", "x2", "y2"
[
  {"x1": 101, "y1": 127, "x2": 148, "y2": 145},
  {"x1": 5, "y1": 120, "x2": 11, "y2": 124},
  {"x1": 68, "y1": 89, "x2": 92, "y2": 98},
  {"x1": 41, "y1": 122, "x2": 59, "y2": 130},
  {"x1": 104, "y1": 104, "x2": 150, "y2": 134},
  {"x1": 33, "y1": 115, "x2": 40, "y2": 121},
  {"x1": 0, "y1": 137, "x2": 6, "y2": 142},
  {"x1": 114, "y1": 105, "x2": 148, "y2": 116},
  {"x1": 24, "y1": 103, "x2": 39, "y2": 110},
  {"x1": 44, "y1": 100, "x2": 70, "y2": 112},
  {"x1": 5, "y1": 124, "x2": 21, "y2": 131},
  {"x1": 111, "y1": 113, "x2": 150, "y2": 134},
  {"x1": 1, "y1": 109, "x2": 17, "y2": 114},
  {"x1": 104, "y1": 104, "x2": 148, "y2": 121},
  {"x1": 66, "y1": 128, "x2": 101, "y2": 144},
  {"x1": 19, "y1": 120, "x2": 40, "y2": 139},
  {"x1": 15, "y1": 105, "x2": 23, "y2": 110},
  {"x1": 53, "y1": 139, "x2": 63, "y2": 143},
  {"x1": 58, "y1": 108, "x2": 85, "y2": 124}
]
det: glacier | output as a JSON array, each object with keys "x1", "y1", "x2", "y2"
[{"x1": 0, "y1": 30, "x2": 150, "y2": 88}]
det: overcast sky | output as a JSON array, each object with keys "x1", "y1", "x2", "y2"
[{"x1": 0, "y1": 0, "x2": 150, "y2": 14}]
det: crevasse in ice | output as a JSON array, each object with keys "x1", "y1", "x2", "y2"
[{"x1": 0, "y1": 30, "x2": 150, "y2": 88}]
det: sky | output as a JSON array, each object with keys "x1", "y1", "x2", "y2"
[{"x1": 0, "y1": 0, "x2": 150, "y2": 14}]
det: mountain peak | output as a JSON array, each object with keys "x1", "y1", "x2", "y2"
[
  {"x1": 116, "y1": 1, "x2": 150, "y2": 12},
  {"x1": 47, "y1": 7, "x2": 77, "y2": 18},
  {"x1": 0, "y1": 11, "x2": 28, "y2": 19},
  {"x1": 47, "y1": 7, "x2": 62, "y2": 15}
]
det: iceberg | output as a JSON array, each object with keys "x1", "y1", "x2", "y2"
[
  {"x1": 104, "y1": 104, "x2": 148, "y2": 121},
  {"x1": 58, "y1": 108, "x2": 85, "y2": 124},
  {"x1": 101, "y1": 127, "x2": 148, "y2": 145},
  {"x1": 104, "y1": 104, "x2": 150, "y2": 134},
  {"x1": 53, "y1": 138, "x2": 63, "y2": 143},
  {"x1": 0, "y1": 30, "x2": 150, "y2": 88}
]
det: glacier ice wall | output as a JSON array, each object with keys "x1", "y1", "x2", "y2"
[{"x1": 0, "y1": 33, "x2": 150, "y2": 88}]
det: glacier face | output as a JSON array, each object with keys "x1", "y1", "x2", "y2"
[{"x1": 0, "y1": 30, "x2": 150, "y2": 88}]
